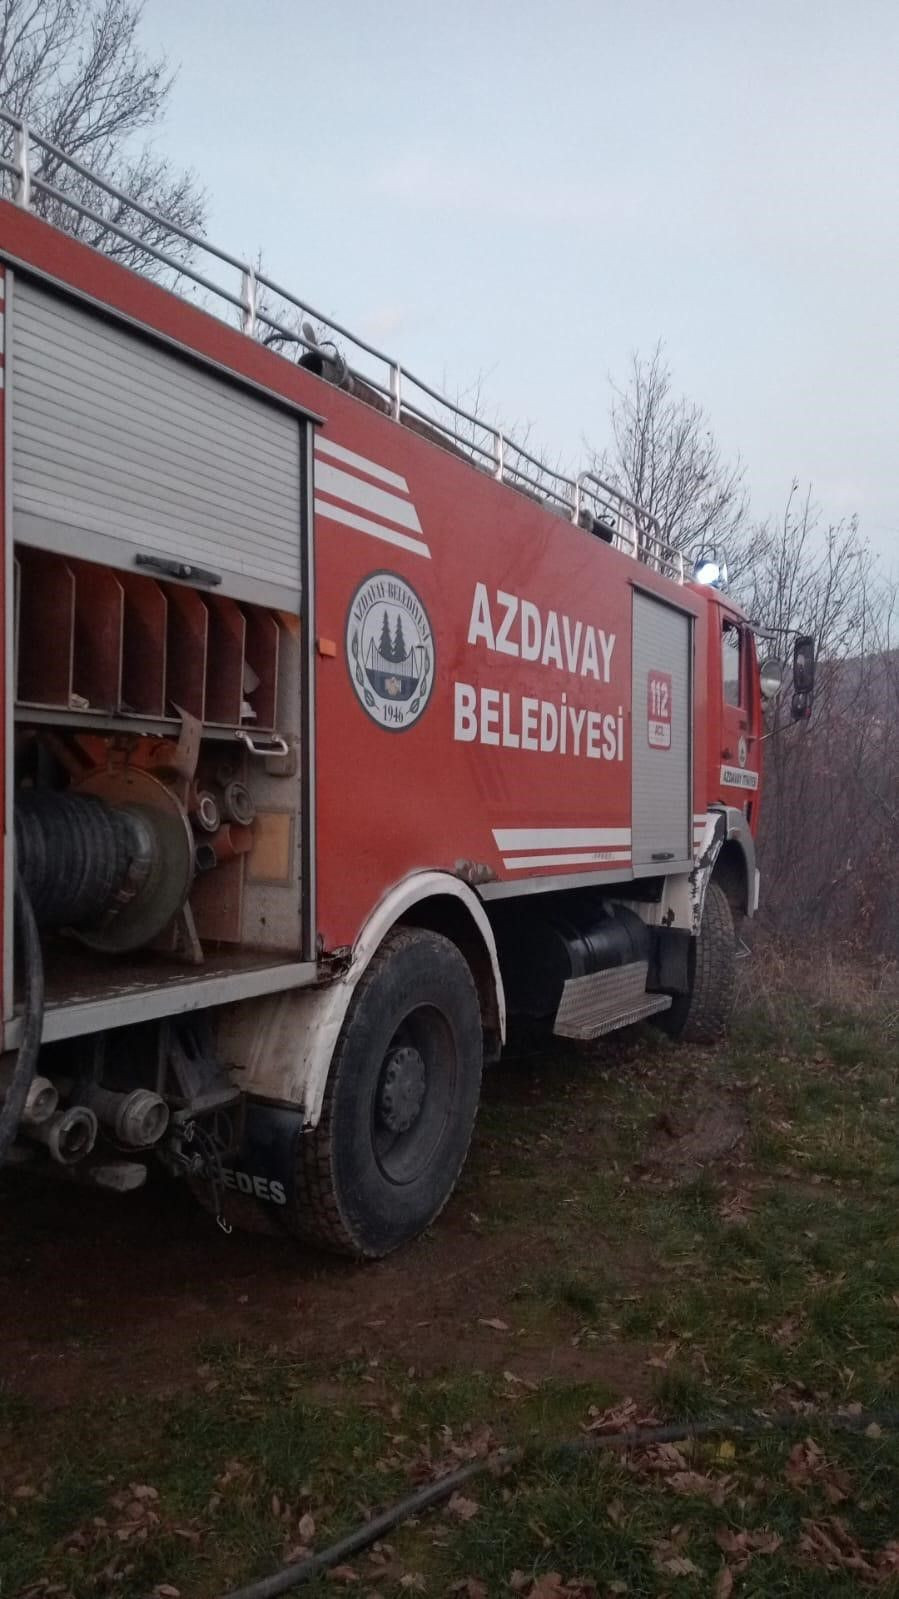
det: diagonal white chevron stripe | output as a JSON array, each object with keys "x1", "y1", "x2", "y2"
[
  {"x1": 314, "y1": 498, "x2": 431, "y2": 559},
  {"x1": 315, "y1": 462, "x2": 423, "y2": 533},
  {"x1": 494, "y1": 827, "x2": 631, "y2": 851},
  {"x1": 314, "y1": 435, "x2": 409, "y2": 492}
]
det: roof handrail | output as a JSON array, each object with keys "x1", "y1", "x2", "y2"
[{"x1": 0, "y1": 105, "x2": 685, "y2": 584}]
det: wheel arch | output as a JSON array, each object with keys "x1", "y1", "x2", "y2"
[
  {"x1": 216, "y1": 873, "x2": 505, "y2": 1131},
  {"x1": 708, "y1": 808, "x2": 757, "y2": 921},
  {"x1": 397, "y1": 893, "x2": 504, "y2": 1060},
  {"x1": 713, "y1": 837, "x2": 753, "y2": 920},
  {"x1": 645, "y1": 809, "x2": 757, "y2": 939}
]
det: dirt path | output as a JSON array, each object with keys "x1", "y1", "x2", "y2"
[
  {"x1": 0, "y1": 1175, "x2": 653, "y2": 1407},
  {"x1": 0, "y1": 1048, "x2": 666, "y2": 1410},
  {"x1": 0, "y1": 1041, "x2": 745, "y2": 1413}
]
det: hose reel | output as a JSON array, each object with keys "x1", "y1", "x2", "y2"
[{"x1": 15, "y1": 768, "x2": 194, "y2": 953}]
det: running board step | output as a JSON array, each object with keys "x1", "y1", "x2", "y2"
[{"x1": 553, "y1": 960, "x2": 672, "y2": 1041}]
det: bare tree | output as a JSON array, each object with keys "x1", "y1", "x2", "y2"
[
  {"x1": 747, "y1": 483, "x2": 875, "y2": 693},
  {"x1": 0, "y1": 0, "x2": 205, "y2": 272},
  {"x1": 747, "y1": 485, "x2": 899, "y2": 951},
  {"x1": 591, "y1": 343, "x2": 764, "y2": 577}
]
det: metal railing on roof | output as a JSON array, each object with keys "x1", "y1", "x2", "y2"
[{"x1": 0, "y1": 107, "x2": 684, "y2": 583}]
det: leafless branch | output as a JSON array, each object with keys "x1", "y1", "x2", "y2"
[{"x1": 0, "y1": 0, "x2": 206, "y2": 277}]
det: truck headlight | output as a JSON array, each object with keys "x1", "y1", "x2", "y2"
[{"x1": 759, "y1": 656, "x2": 784, "y2": 699}]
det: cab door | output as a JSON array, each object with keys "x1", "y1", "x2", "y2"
[{"x1": 718, "y1": 618, "x2": 759, "y2": 799}]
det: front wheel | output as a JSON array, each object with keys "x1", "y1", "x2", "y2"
[
  {"x1": 296, "y1": 927, "x2": 483, "y2": 1257},
  {"x1": 661, "y1": 880, "x2": 736, "y2": 1043}
]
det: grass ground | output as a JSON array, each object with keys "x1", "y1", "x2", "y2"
[{"x1": 4, "y1": 953, "x2": 899, "y2": 1597}]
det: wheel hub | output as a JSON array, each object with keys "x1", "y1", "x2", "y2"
[{"x1": 377, "y1": 1045, "x2": 427, "y2": 1134}]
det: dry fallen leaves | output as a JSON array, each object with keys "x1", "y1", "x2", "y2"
[
  {"x1": 654, "y1": 1552, "x2": 699, "y2": 1577},
  {"x1": 718, "y1": 1189, "x2": 753, "y2": 1225},
  {"x1": 797, "y1": 1516, "x2": 881, "y2": 1580},
  {"x1": 651, "y1": 1528, "x2": 700, "y2": 1579},
  {"x1": 446, "y1": 1492, "x2": 480, "y2": 1522},
  {"x1": 283, "y1": 1544, "x2": 313, "y2": 1565},
  {"x1": 503, "y1": 1370, "x2": 538, "y2": 1392},
  {"x1": 667, "y1": 1469, "x2": 737, "y2": 1506},
  {"x1": 523, "y1": 1576, "x2": 598, "y2": 1598},
  {"x1": 585, "y1": 1397, "x2": 658, "y2": 1435},
  {"x1": 785, "y1": 1437, "x2": 851, "y2": 1504},
  {"x1": 714, "y1": 1525, "x2": 783, "y2": 1573}
]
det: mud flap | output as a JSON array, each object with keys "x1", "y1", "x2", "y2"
[{"x1": 218, "y1": 1101, "x2": 307, "y2": 1236}]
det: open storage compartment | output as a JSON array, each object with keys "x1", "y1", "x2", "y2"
[{"x1": 14, "y1": 549, "x2": 285, "y2": 733}]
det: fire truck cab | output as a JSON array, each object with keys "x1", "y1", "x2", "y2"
[{"x1": 0, "y1": 112, "x2": 788, "y2": 1256}]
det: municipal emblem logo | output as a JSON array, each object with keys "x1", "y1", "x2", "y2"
[{"x1": 346, "y1": 571, "x2": 435, "y2": 731}]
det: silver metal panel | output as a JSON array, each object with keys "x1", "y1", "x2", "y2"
[
  {"x1": 631, "y1": 592, "x2": 691, "y2": 866},
  {"x1": 480, "y1": 866, "x2": 635, "y2": 899},
  {"x1": 2, "y1": 271, "x2": 14, "y2": 1024},
  {"x1": 557, "y1": 996, "x2": 672, "y2": 1040},
  {"x1": 2, "y1": 959, "x2": 319, "y2": 1050},
  {"x1": 300, "y1": 422, "x2": 317, "y2": 962},
  {"x1": 10, "y1": 278, "x2": 302, "y2": 606},
  {"x1": 554, "y1": 960, "x2": 671, "y2": 1040}
]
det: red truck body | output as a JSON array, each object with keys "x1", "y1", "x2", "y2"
[{"x1": 0, "y1": 122, "x2": 765, "y2": 1255}]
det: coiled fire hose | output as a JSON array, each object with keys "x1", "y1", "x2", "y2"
[
  {"x1": 0, "y1": 872, "x2": 45, "y2": 1167},
  {"x1": 219, "y1": 1405, "x2": 899, "y2": 1599}
]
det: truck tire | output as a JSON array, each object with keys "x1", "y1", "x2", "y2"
[
  {"x1": 661, "y1": 880, "x2": 735, "y2": 1043},
  {"x1": 295, "y1": 927, "x2": 483, "y2": 1258}
]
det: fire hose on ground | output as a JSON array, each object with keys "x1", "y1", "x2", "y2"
[{"x1": 218, "y1": 1405, "x2": 899, "y2": 1599}]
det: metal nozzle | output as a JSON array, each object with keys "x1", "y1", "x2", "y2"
[{"x1": 29, "y1": 1106, "x2": 98, "y2": 1164}]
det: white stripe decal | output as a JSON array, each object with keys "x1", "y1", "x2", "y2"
[
  {"x1": 316, "y1": 462, "x2": 423, "y2": 533},
  {"x1": 503, "y1": 851, "x2": 632, "y2": 870},
  {"x1": 494, "y1": 827, "x2": 631, "y2": 850},
  {"x1": 314, "y1": 435, "x2": 409, "y2": 492},
  {"x1": 314, "y1": 498, "x2": 431, "y2": 559}
]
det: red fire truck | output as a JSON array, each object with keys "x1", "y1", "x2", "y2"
[{"x1": 0, "y1": 114, "x2": 813, "y2": 1256}]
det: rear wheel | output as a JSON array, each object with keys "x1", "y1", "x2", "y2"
[
  {"x1": 661, "y1": 880, "x2": 735, "y2": 1043},
  {"x1": 296, "y1": 927, "x2": 483, "y2": 1257}
]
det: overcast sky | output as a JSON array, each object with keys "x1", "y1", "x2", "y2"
[{"x1": 141, "y1": 0, "x2": 898, "y2": 562}]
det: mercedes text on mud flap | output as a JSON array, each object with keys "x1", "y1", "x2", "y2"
[{"x1": 0, "y1": 109, "x2": 814, "y2": 1256}]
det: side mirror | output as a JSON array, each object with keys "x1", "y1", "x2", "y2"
[
  {"x1": 793, "y1": 635, "x2": 816, "y2": 694},
  {"x1": 791, "y1": 689, "x2": 813, "y2": 723}
]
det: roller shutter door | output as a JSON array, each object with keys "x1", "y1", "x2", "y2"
[
  {"x1": 10, "y1": 277, "x2": 302, "y2": 608},
  {"x1": 632, "y1": 591, "x2": 692, "y2": 867}
]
